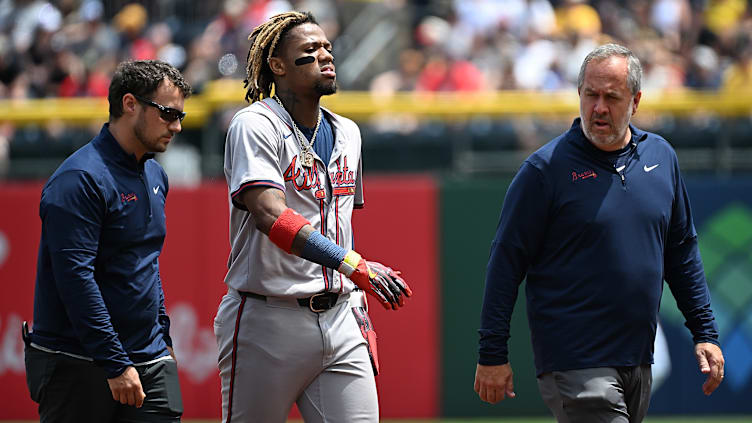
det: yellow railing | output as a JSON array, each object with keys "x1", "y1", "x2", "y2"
[{"x1": 1, "y1": 79, "x2": 750, "y2": 128}]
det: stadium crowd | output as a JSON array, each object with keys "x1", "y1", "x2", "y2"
[
  {"x1": 0, "y1": 0, "x2": 750, "y2": 99},
  {"x1": 372, "y1": 0, "x2": 752, "y2": 94},
  {"x1": 0, "y1": 0, "x2": 751, "y2": 177}
]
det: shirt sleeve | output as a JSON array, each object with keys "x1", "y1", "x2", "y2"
[
  {"x1": 157, "y1": 273, "x2": 172, "y2": 347},
  {"x1": 156, "y1": 167, "x2": 172, "y2": 347},
  {"x1": 225, "y1": 110, "x2": 285, "y2": 210},
  {"x1": 40, "y1": 170, "x2": 133, "y2": 377},
  {"x1": 478, "y1": 161, "x2": 551, "y2": 365},
  {"x1": 663, "y1": 163, "x2": 719, "y2": 346}
]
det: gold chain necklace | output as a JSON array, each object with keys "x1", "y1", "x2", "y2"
[{"x1": 273, "y1": 96, "x2": 321, "y2": 168}]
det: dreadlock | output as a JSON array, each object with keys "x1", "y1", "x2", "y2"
[{"x1": 244, "y1": 11, "x2": 318, "y2": 103}]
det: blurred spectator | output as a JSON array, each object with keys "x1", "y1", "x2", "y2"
[
  {"x1": 554, "y1": 0, "x2": 601, "y2": 39},
  {"x1": 114, "y1": 3, "x2": 154, "y2": 61},
  {"x1": 369, "y1": 48, "x2": 425, "y2": 95},
  {"x1": 416, "y1": 51, "x2": 487, "y2": 91},
  {"x1": 704, "y1": 0, "x2": 747, "y2": 41},
  {"x1": 649, "y1": 0, "x2": 691, "y2": 50},
  {"x1": 721, "y1": 37, "x2": 752, "y2": 92},
  {"x1": 685, "y1": 44, "x2": 722, "y2": 89}
]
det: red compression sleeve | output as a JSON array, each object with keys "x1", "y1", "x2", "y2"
[{"x1": 268, "y1": 208, "x2": 311, "y2": 253}]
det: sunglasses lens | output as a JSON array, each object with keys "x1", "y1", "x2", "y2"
[{"x1": 161, "y1": 109, "x2": 185, "y2": 122}]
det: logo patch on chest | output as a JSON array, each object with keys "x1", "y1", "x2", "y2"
[
  {"x1": 571, "y1": 169, "x2": 598, "y2": 182},
  {"x1": 120, "y1": 192, "x2": 138, "y2": 203}
]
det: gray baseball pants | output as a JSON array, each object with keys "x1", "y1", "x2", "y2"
[
  {"x1": 214, "y1": 288, "x2": 378, "y2": 423},
  {"x1": 537, "y1": 365, "x2": 652, "y2": 423}
]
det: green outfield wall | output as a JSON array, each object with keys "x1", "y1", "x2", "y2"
[
  {"x1": 436, "y1": 175, "x2": 752, "y2": 417},
  {"x1": 439, "y1": 177, "x2": 547, "y2": 417}
]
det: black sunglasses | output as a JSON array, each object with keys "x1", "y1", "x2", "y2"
[{"x1": 133, "y1": 95, "x2": 186, "y2": 122}]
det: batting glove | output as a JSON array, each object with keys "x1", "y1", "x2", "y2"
[
  {"x1": 338, "y1": 251, "x2": 410, "y2": 310},
  {"x1": 366, "y1": 260, "x2": 412, "y2": 309}
]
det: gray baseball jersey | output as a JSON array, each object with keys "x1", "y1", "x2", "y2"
[
  {"x1": 217, "y1": 98, "x2": 378, "y2": 422},
  {"x1": 223, "y1": 97, "x2": 364, "y2": 297}
]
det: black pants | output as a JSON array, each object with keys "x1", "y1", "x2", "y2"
[{"x1": 25, "y1": 346, "x2": 183, "y2": 423}]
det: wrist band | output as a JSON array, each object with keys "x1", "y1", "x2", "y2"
[
  {"x1": 268, "y1": 208, "x2": 310, "y2": 253},
  {"x1": 300, "y1": 231, "x2": 348, "y2": 270},
  {"x1": 337, "y1": 250, "x2": 363, "y2": 277}
]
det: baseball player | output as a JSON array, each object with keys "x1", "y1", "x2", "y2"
[{"x1": 213, "y1": 11, "x2": 412, "y2": 423}]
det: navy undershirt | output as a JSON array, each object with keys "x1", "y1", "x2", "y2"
[{"x1": 298, "y1": 112, "x2": 334, "y2": 167}]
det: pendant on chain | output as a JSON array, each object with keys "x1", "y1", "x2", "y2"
[{"x1": 302, "y1": 152, "x2": 314, "y2": 167}]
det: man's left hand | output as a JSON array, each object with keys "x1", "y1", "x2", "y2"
[{"x1": 695, "y1": 342, "x2": 724, "y2": 395}]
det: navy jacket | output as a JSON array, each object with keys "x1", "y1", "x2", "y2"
[
  {"x1": 479, "y1": 118, "x2": 719, "y2": 375},
  {"x1": 31, "y1": 124, "x2": 172, "y2": 378}
]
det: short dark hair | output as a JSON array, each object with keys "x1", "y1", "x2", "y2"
[{"x1": 108, "y1": 60, "x2": 192, "y2": 118}]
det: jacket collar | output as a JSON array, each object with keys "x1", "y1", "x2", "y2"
[{"x1": 93, "y1": 123, "x2": 155, "y2": 169}]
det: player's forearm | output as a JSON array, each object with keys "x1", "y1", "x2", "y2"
[
  {"x1": 268, "y1": 207, "x2": 350, "y2": 271},
  {"x1": 268, "y1": 207, "x2": 409, "y2": 309},
  {"x1": 239, "y1": 187, "x2": 347, "y2": 267},
  {"x1": 290, "y1": 224, "x2": 316, "y2": 256}
]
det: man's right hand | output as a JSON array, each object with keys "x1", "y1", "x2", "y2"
[
  {"x1": 474, "y1": 363, "x2": 516, "y2": 404},
  {"x1": 107, "y1": 366, "x2": 145, "y2": 407}
]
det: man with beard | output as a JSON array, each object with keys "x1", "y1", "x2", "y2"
[
  {"x1": 473, "y1": 44, "x2": 725, "y2": 422},
  {"x1": 214, "y1": 11, "x2": 412, "y2": 423},
  {"x1": 24, "y1": 60, "x2": 191, "y2": 422}
]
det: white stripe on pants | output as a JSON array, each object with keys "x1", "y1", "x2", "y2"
[{"x1": 214, "y1": 289, "x2": 378, "y2": 423}]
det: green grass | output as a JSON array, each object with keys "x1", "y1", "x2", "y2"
[
  {"x1": 182, "y1": 418, "x2": 751, "y2": 423},
  {"x1": 306, "y1": 419, "x2": 749, "y2": 423},
  {"x1": 0, "y1": 420, "x2": 738, "y2": 423}
]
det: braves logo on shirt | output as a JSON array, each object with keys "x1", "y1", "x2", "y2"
[
  {"x1": 572, "y1": 169, "x2": 598, "y2": 182},
  {"x1": 120, "y1": 192, "x2": 138, "y2": 203}
]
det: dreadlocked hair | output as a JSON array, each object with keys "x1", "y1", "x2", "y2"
[{"x1": 244, "y1": 11, "x2": 318, "y2": 103}]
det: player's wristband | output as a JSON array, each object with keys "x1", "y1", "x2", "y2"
[
  {"x1": 337, "y1": 250, "x2": 363, "y2": 277},
  {"x1": 268, "y1": 208, "x2": 311, "y2": 253},
  {"x1": 300, "y1": 231, "x2": 348, "y2": 269}
]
